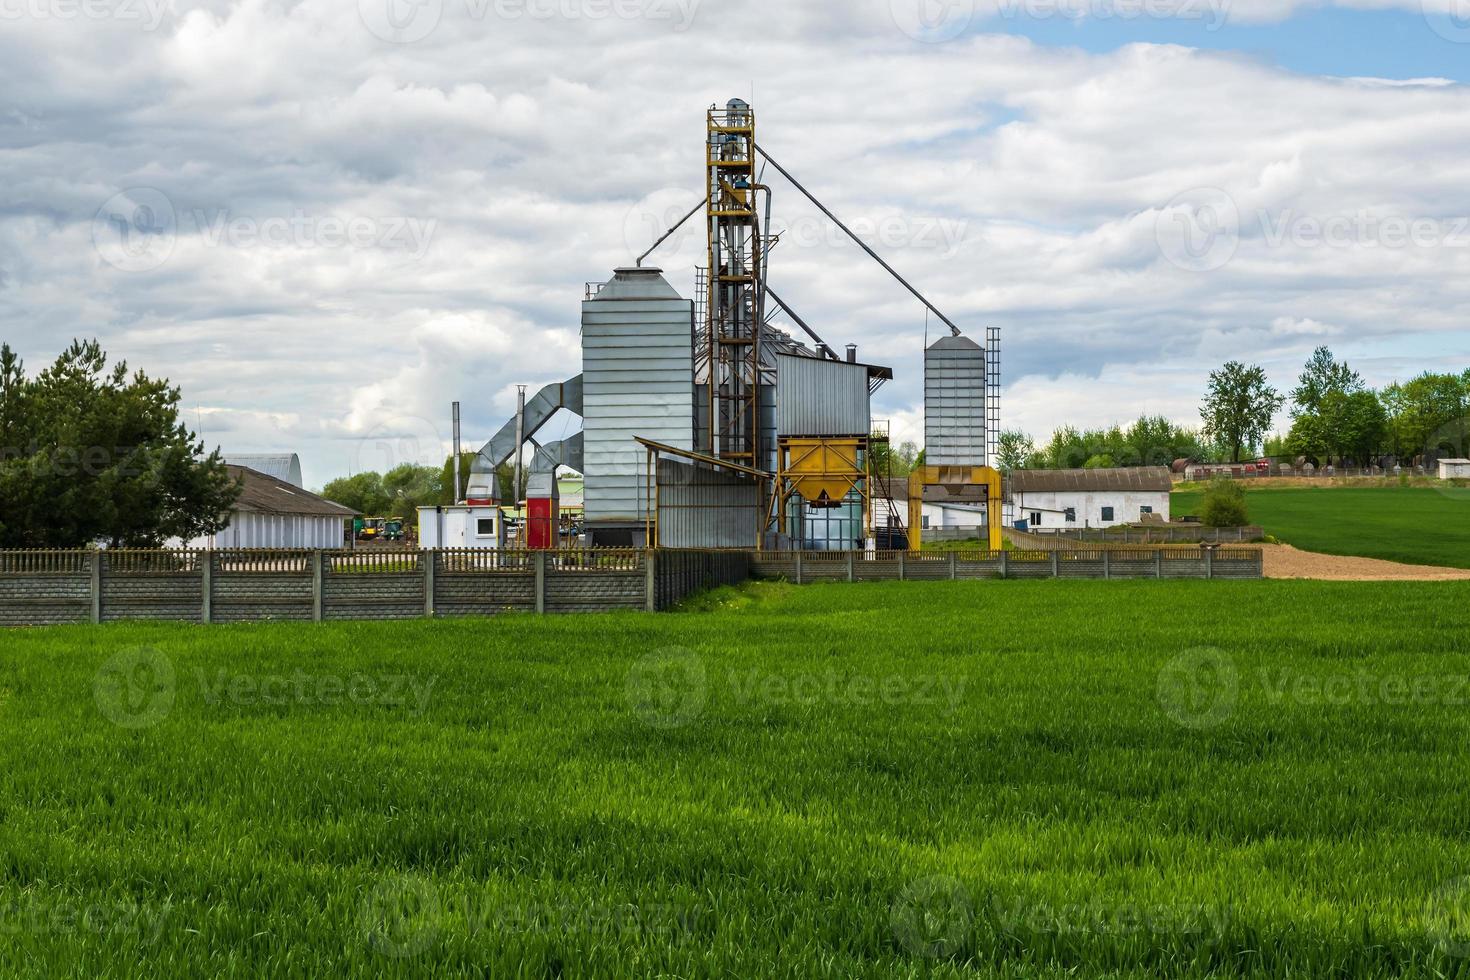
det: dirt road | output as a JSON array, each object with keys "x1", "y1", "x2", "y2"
[{"x1": 1262, "y1": 544, "x2": 1470, "y2": 581}]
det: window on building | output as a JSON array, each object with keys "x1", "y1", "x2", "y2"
[
  {"x1": 476, "y1": 518, "x2": 496, "y2": 536},
  {"x1": 1101, "y1": 506, "x2": 1115, "y2": 523},
  {"x1": 921, "y1": 516, "x2": 931, "y2": 530},
  {"x1": 1064, "y1": 507, "x2": 1077, "y2": 523},
  {"x1": 1141, "y1": 506, "x2": 1154, "y2": 515},
  {"x1": 1029, "y1": 511, "x2": 1042, "y2": 526}
]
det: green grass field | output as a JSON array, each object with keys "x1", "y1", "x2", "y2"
[
  {"x1": 1172, "y1": 485, "x2": 1470, "y2": 568},
  {"x1": 5, "y1": 579, "x2": 1470, "y2": 977}
]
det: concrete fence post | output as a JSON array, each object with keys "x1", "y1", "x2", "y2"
[
  {"x1": 423, "y1": 550, "x2": 436, "y2": 618},
  {"x1": 898, "y1": 551, "x2": 907, "y2": 581},
  {"x1": 201, "y1": 552, "x2": 213, "y2": 624},
  {"x1": 90, "y1": 551, "x2": 102, "y2": 624},
  {"x1": 535, "y1": 551, "x2": 548, "y2": 614},
  {"x1": 1050, "y1": 551, "x2": 1060, "y2": 578},
  {"x1": 1155, "y1": 549, "x2": 1163, "y2": 579},
  {"x1": 794, "y1": 551, "x2": 804, "y2": 586},
  {"x1": 1205, "y1": 548, "x2": 1215, "y2": 580},
  {"x1": 1103, "y1": 550, "x2": 1111, "y2": 580},
  {"x1": 311, "y1": 550, "x2": 324, "y2": 622},
  {"x1": 999, "y1": 550, "x2": 1009, "y2": 579},
  {"x1": 645, "y1": 549, "x2": 657, "y2": 613},
  {"x1": 847, "y1": 551, "x2": 855, "y2": 583},
  {"x1": 949, "y1": 552, "x2": 958, "y2": 581}
]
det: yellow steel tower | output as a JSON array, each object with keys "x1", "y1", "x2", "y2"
[{"x1": 701, "y1": 99, "x2": 767, "y2": 471}]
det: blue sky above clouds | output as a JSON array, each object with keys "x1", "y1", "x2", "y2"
[{"x1": 2, "y1": 0, "x2": 1468, "y2": 484}]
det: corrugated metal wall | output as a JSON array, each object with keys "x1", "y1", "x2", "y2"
[
  {"x1": 656, "y1": 459, "x2": 759, "y2": 549},
  {"x1": 775, "y1": 354, "x2": 870, "y2": 437},
  {"x1": 212, "y1": 513, "x2": 346, "y2": 549},
  {"x1": 925, "y1": 336, "x2": 987, "y2": 467},
  {"x1": 582, "y1": 269, "x2": 695, "y2": 525}
]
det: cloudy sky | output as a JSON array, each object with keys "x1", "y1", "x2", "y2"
[{"x1": 4, "y1": 0, "x2": 1470, "y2": 486}]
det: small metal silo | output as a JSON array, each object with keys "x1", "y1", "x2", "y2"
[{"x1": 924, "y1": 335, "x2": 988, "y2": 468}]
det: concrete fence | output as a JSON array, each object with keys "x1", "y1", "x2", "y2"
[
  {"x1": 751, "y1": 548, "x2": 1264, "y2": 583},
  {"x1": 0, "y1": 548, "x2": 749, "y2": 627},
  {"x1": 0, "y1": 545, "x2": 1261, "y2": 627},
  {"x1": 1013, "y1": 526, "x2": 1265, "y2": 547}
]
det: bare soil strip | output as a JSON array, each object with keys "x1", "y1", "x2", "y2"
[{"x1": 1262, "y1": 544, "x2": 1470, "y2": 581}]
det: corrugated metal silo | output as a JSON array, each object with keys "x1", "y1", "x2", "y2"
[
  {"x1": 581, "y1": 267, "x2": 695, "y2": 538},
  {"x1": 925, "y1": 335, "x2": 987, "y2": 467}
]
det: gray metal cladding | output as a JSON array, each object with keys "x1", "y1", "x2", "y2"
[
  {"x1": 582, "y1": 268, "x2": 695, "y2": 524},
  {"x1": 775, "y1": 353, "x2": 870, "y2": 437},
  {"x1": 925, "y1": 335, "x2": 987, "y2": 467},
  {"x1": 656, "y1": 459, "x2": 759, "y2": 549}
]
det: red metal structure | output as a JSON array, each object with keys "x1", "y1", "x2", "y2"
[{"x1": 525, "y1": 473, "x2": 561, "y2": 550}]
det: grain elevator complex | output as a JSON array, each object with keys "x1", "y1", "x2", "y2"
[{"x1": 420, "y1": 100, "x2": 1002, "y2": 553}]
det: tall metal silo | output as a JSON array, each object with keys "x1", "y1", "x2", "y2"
[
  {"x1": 581, "y1": 267, "x2": 695, "y2": 545},
  {"x1": 925, "y1": 335, "x2": 988, "y2": 468}
]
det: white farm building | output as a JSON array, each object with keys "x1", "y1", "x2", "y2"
[
  {"x1": 1008, "y1": 467, "x2": 1173, "y2": 530},
  {"x1": 1438, "y1": 459, "x2": 1470, "y2": 480},
  {"x1": 174, "y1": 465, "x2": 355, "y2": 549}
]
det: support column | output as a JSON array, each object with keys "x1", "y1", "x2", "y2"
[
  {"x1": 90, "y1": 551, "x2": 102, "y2": 624},
  {"x1": 645, "y1": 550, "x2": 657, "y2": 613},
  {"x1": 535, "y1": 551, "x2": 547, "y2": 614},
  {"x1": 312, "y1": 551, "x2": 324, "y2": 622},
  {"x1": 201, "y1": 553, "x2": 213, "y2": 624}
]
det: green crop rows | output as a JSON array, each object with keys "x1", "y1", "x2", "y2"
[{"x1": 2, "y1": 578, "x2": 1469, "y2": 977}]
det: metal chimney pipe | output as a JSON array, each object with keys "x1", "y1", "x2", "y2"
[
  {"x1": 846, "y1": 344, "x2": 858, "y2": 363},
  {"x1": 513, "y1": 385, "x2": 527, "y2": 516},
  {"x1": 451, "y1": 401, "x2": 462, "y2": 504}
]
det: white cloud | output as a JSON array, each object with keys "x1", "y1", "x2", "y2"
[{"x1": 2, "y1": 0, "x2": 1469, "y2": 485}]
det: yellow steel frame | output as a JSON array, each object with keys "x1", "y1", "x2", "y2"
[
  {"x1": 772, "y1": 437, "x2": 872, "y2": 541},
  {"x1": 907, "y1": 465, "x2": 1003, "y2": 552},
  {"x1": 705, "y1": 105, "x2": 763, "y2": 469}
]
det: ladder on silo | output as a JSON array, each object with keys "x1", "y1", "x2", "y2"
[{"x1": 986, "y1": 326, "x2": 1002, "y2": 471}]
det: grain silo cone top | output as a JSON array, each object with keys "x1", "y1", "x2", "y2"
[
  {"x1": 591, "y1": 266, "x2": 684, "y2": 301},
  {"x1": 927, "y1": 334, "x2": 983, "y2": 352}
]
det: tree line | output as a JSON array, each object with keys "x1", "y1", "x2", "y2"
[
  {"x1": 1000, "y1": 347, "x2": 1469, "y2": 471},
  {"x1": 0, "y1": 341, "x2": 238, "y2": 548},
  {"x1": 318, "y1": 454, "x2": 522, "y2": 520}
]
